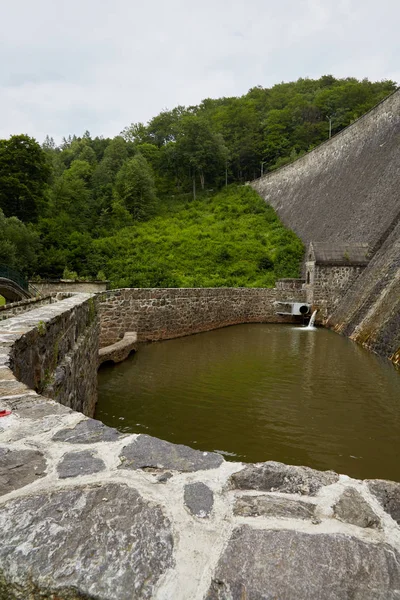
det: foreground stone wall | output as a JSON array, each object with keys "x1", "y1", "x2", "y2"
[
  {"x1": 1, "y1": 294, "x2": 99, "y2": 417},
  {"x1": 1, "y1": 290, "x2": 400, "y2": 598},
  {"x1": 98, "y1": 287, "x2": 307, "y2": 347},
  {"x1": 1, "y1": 400, "x2": 400, "y2": 599}
]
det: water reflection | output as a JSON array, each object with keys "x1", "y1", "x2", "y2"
[{"x1": 96, "y1": 324, "x2": 400, "y2": 481}]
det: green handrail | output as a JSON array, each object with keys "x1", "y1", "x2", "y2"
[{"x1": 0, "y1": 264, "x2": 29, "y2": 291}]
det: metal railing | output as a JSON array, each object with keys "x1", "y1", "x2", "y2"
[
  {"x1": 28, "y1": 282, "x2": 41, "y2": 297},
  {"x1": 0, "y1": 264, "x2": 29, "y2": 292}
]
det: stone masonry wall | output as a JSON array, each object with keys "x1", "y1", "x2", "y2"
[
  {"x1": 1, "y1": 294, "x2": 99, "y2": 417},
  {"x1": 1, "y1": 383, "x2": 400, "y2": 598},
  {"x1": 98, "y1": 287, "x2": 307, "y2": 347},
  {"x1": 0, "y1": 295, "x2": 55, "y2": 321},
  {"x1": 306, "y1": 264, "x2": 366, "y2": 320},
  {"x1": 1, "y1": 289, "x2": 400, "y2": 598},
  {"x1": 31, "y1": 280, "x2": 108, "y2": 295}
]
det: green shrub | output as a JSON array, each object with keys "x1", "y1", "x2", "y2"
[
  {"x1": 95, "y1": 185, "x2": 304, "y2": 288},
  {"x1": 257, "y1": 256, "x2": 274, "y2": 271}
]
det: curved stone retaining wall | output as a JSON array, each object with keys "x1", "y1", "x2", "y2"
[{"x1": 98, "y1": 287, "x2": 306, "y2": 347}]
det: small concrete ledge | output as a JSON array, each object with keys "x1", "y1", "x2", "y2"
[{"x1": 98, "y1": 332, "x2": 137, "y2": 366}]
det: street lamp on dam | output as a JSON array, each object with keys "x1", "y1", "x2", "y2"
[
  {"x1": 327, "y1": 116, "x2": 333, "y2": 139},
  {"x1": 261, "y1": 161, "x2": 266, "y2": 177}
]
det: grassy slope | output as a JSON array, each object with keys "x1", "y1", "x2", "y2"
[{"x1": 95, "y1": 186, "x2": 304, "y2": 288}]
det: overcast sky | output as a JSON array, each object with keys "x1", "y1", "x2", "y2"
[{"x1": 1, "y1": 0, "x2": 399, "y2": 144}]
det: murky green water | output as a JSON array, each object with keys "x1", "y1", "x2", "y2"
[{"x1": 96, "y1": 324, "x2": 400, "y2": 481}]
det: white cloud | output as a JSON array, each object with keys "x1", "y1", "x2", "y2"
[{"x1": 0, "y1": 0, "x2": 398, "y2": 143}]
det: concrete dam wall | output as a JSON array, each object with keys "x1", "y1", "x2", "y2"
[
  {"x1": 251, "y1": 89, "x2": 400, "y2": 251},
  {"x1": 327, "y1": 219, "x2": 400, "y2": 365},
  {"x1": 252, "y1": 89, "x2": 400, "y2": 362}
]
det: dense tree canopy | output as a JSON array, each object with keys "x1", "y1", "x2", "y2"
[
  {"x1": 0, "y1": 134, "x2": 50, "y2": 222},
  {"x1": 0, "y1": 75, "x2": 396, "y2": 284},
  {"x1": 114, "y1": 154, "x2": 157, "y2": 220},
  {"x1": 0, "y1": 209, "x2": 41, "y2": 274}
]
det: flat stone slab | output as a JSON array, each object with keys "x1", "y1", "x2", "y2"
[
  {"x1": 367, "y1": 479, "x2": 400, "y2": 525},
  {"x1": 231, "y1": 461, "x2": 338, "y2": 496},
  {"x1": 3, "y1": 395, "x2": 72, "y2": 419},
  {"x1": 57, "y1": 450, "x2": 106, "y2": 479},
  {"x1": 0, "y1": 367, "x2": 16, "y2": 381},
  {"x1": 206, "y1": 526, "x2": 400, "y2": 600},
  {"x1": 98, "y1": 331, "x2": 137, "y2": 366},
  {"x1": 234, "y1": 494, "x2": 316, "y2": 520},
  {"x1": 184, "y1": 482, "x2": 214, "y2": 518},
  {"x1": 0, "y1": 354, "x2": 11, "y2": 367},
  {"x1": 119, "y1": 434, "x2": 224, "y2": 472},
  {"x1": 0, "y1": 483, "x2": 174, "y2": 600},
  {"x1": 0, "y1": 447, "x2": 47, "y2": 496},
  {"x1": 0, "y1": 379, "x2": 30, "y2": 397},
  {"x1": 52, "y1": 418, "x2": 122, "y2": 443},
  {"x1": 333, "y1": 487, "x2": 380, "y2": 528}
]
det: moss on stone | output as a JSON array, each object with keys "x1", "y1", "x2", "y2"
[{"x1": 36, "y1": 320, "x2": 47, "y2": 336}]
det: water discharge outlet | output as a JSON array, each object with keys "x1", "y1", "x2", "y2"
[{"x1": 274, "y1": 302, "x2": 311, "y2": 316}]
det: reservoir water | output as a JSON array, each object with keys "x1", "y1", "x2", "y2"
[{"x1": 96, "y1": 324, "x2": 400, "y2": 481}]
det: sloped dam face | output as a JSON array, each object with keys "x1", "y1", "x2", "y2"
[{"x1": 97, "y1": 324, "x2": 400, "y2": 482}]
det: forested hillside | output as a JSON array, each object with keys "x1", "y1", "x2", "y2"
[{"x1": 0, "y1": 76, "x2": 396, "y2": 287}]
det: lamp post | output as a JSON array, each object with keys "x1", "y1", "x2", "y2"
[
  {"x1": 261, "y1": 161, "x2": 266, "y2": 177},
  {"x1": 327, "y1": 116, "x2": 333, "y2": 139}
]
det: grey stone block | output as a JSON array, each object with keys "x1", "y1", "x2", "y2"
[
  {"x1": 52, "y1": 418, "x2": 122, "y2": 443},
  {"x1": 0, "y1": 447, "x2": 46, "y2": 496},
  {"x1": 7, "y1": 396, "x2": 72, "y2": 419},
  {"x1": 367, "y1": 479, "x2": 400, "y2": 525},
  {"x1": 119, "y1": 435, "x2": 224, "y2": 472},
  {"x1": 234, "y1": 494, "x2": 316, "y2": 520},
  {"x1": 231, "y1": 461, "x2": 338, "y2": 496},
  {"x1": 206, "y1": 526, "x2": 400, "y2": 600},
  {"x1": 0, "y1": 368, "x2": 16, "y2": 381},
  {"x1": 0, "y1": 380, "x2": 29, "y2": 397},
  {"x1": 0, "y1": 483, "x2": 174, "y2": 600},
  {"x1": 333, "y1": 487, "x2": 380, "y2": 528},
  {"x1": 184, "y1": 482, "x2": 214, "y2": 518},
  {"x1": 156, "y1": 472, "x2": 173, "y2": 483},
  {"x1": 57, "y1": 450, "x2": 106, "y2": 479}
]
